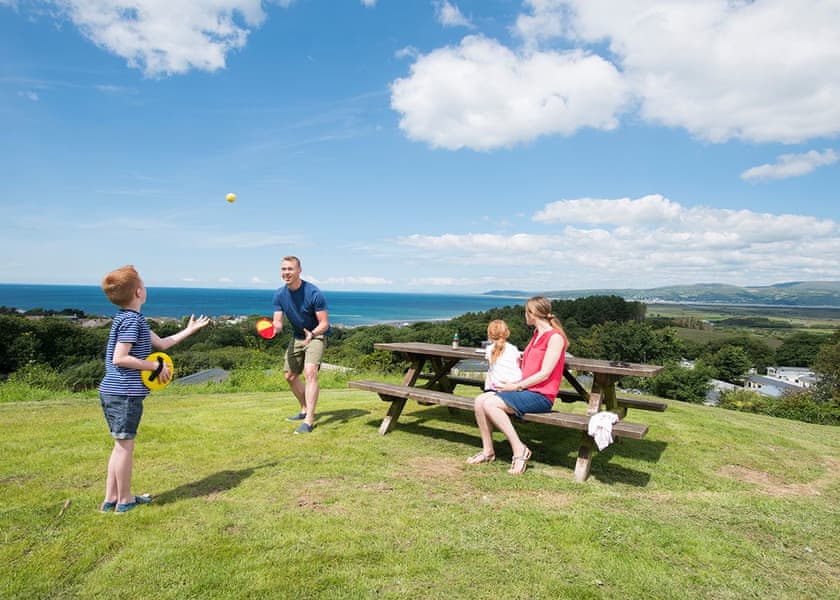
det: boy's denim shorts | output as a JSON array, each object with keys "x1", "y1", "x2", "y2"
[{"x1": 100, "y1": 393, "x2": 145, "y2": 440}]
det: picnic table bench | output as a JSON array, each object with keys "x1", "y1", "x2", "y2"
[{"x1": 348, "y1": 342, "x2": 665, "y2": 482}]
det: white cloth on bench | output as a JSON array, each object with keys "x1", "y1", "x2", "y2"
[{"x1": 588, "y1": 411, "x2": 619, "y2": 450}]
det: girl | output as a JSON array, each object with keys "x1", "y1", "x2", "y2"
[{"x1": 483, "y1": 320, "x2": 522, "y2": 392}]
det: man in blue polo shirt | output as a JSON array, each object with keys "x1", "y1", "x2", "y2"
[{"x1": 272, "y1": 256, "x2": 330, "y2": 434}]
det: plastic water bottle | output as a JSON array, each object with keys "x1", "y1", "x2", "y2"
[{"x1": 452, "y1": 332, "x2": 460, "y2": 349}]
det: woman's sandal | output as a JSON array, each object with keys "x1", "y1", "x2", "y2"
[
  {"x1": 466, "y1": 452, "x2": 496, "y2": 465},
  {"x1": 508, "y1": 447, "x2": 532, "y2": 475}
]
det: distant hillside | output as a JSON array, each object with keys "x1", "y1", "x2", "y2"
[{"x1": 484, "y1": 281, "x2": 840, "y2": 307}]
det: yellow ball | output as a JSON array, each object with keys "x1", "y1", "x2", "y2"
[{"x1": 226, "y1": 193, "x2": 236, "y2": 203}]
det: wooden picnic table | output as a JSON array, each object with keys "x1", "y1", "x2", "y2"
[{"x1": 349, "y1": 341, "x2": 664, "y2": 482}]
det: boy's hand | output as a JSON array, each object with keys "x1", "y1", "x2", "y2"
[
  {"x1": 158, "y1": 362, "x2": 172, "y2": 383},
  {"x1": 186, "y1": 314, "x2": 211, "y2": 332}
]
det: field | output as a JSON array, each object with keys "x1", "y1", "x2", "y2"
[
  {"x1": 1, "y1": 388, "x2": 838, "y2": 599},
  {"x1": 646, "y1": 303, "x2": 840, "y2": 331},
  {"x1": 647, "y1": 303, "x2": 840, "y2": 350}
]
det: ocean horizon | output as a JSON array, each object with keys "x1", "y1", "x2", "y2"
[{"x1": 0, "y1": 283, "x2": 524, "y2": 327}]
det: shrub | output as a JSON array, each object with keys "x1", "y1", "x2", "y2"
[
  {"x1": 7, "y1": 363, "x2": 66, "y2": 391},
  {"x1": 637, "y1": 362, "x2": 714, "y2": 404},
  {"x1": 718, "y1": 389, "x2": 768, "y2": 413},
  {"x1": 62, "y1": 359, "x2": 105, "y2": 391},
  {"x1": 719, "y1": 388, "x2": 840, "y2": 425}
]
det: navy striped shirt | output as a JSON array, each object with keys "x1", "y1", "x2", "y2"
[{"x1": 99, "y1": 309, "x2": 152, "y2": 396}]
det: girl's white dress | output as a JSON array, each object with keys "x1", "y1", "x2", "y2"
[{"x1": 484, "y1": 342, "x2": 522, "y2": 390}]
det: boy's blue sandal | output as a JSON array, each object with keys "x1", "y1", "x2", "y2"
[
  {"x1": 116, "y1": 494, "x2": 153, "y2": 513},
  {"x1": 99, "y1": 501, "x2": 117, "y2": 513},
  {"x1": 286, "y1": 412, "x2": 307, "y2": 421}
]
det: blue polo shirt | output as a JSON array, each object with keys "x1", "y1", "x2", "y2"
[{"x1": 271, "y1": 281, "x2": 329, "y2": 339}]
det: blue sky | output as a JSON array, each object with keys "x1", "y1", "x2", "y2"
[{"x1": 2, "y1": 0, "x2": 839, "y2": 293}]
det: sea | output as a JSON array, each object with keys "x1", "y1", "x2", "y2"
[{"x1": 0, "y1": 284, "x2": 524, "y2": 327}]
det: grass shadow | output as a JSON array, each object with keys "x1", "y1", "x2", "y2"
[
  {"x1": 153, "y1": 461, "x2": 279, "y2": 505},
  {"x1": 367, "y1": 404, "x2": 663, "y2": 486},
  {"x1": 315, "y1": 408, "x2": 370, "y2": 427}
]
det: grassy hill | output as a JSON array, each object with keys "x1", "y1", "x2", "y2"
[
  {"x1": 1, "y1": 389, "x2": 838, "y2": 599},
  {"x1": 486, "y1": 281, "x2": 840, "y2": 307}
]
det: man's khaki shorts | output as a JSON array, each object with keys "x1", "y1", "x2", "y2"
[{"x1": 284, "y1": 336, "x2": 326, "y2": 374}]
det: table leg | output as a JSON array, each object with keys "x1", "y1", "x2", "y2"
[
  {"x1": 563, "y1": 366, "x2": 590, "y2": 400},
  {"x1": 586, "y1": 382, "x2": 603, "y2": 416},
  {"x1": 401, "y1": 357, "x2": 425, "y2": 386},
  {"x1": 379, "y1": 397, "x2": 407, "y2": 435},
  {"x1": 574, "y1": 375, "x2": 619, "y2": 481},
  {"x1": 595, "y1": 374, "x2": 618, "y2": 412},
  {"x1": 424, "y1": 358, "x2": 459, "y2": 392},
  {"x1": 574, "y1": 436, "x2": 595, "y2": 482}
]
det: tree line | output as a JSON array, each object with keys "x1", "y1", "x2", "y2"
[{"x1": 1, "y1": 296, "x2": 837, "y2": 424}]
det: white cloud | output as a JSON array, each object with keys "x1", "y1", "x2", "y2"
[
  {"x1": 393, "y1": 0, "x2": 840, "y2": 148},
  {"x1": 94, "y1": 84, "x2": 135, "y2": 94},
  {"x1": 741, "y1": 149, "x2": 838, "y2": 182},
  {"x1": 534, "y1": 194, "x2": 682, "y2": 225},
  {"x1": 361, "y1": 0, "x2": 376, "y2": 7},
  {"x1": 435, "y1": 1, "x2": 472, "y2": 29},
  {"x1": 49, "y1": 0, "x2": 271, "y2": 77},
  {"x1": 513, "y1": 0, "x2": 568, "y2": 48},
  {"x1": 19, "y1": 90, "x2": 39, "y2": 101},
  {"x1": 407, "y1": 276, "x2": 503, "y2": 288},
  {"x1": 526, "y1": 0, "x2": 840, "y2": 144},
  {"x1": 392, "y1": 195, "x2": 840, "y2": 289},
  {"x1": 395, "y1": 45, "x2": 419, "y2": 60},
  {"x1": 312, "y1": 276, "x2": 392, "y2": 287},
  {"x1": 390, "y1": 35, "x2": 629, "y2": 150}
]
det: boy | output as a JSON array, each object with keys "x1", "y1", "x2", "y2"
[{"x1": 98, "y1": 265, "x2": 209, "y2": 513}]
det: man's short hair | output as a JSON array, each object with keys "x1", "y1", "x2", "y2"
[
  {"x1": 101, "y1": 265, "x2": 141, "y2": 307},
  {"x1": 282, "y1": 256, "x2": 301, "y2": 268}
]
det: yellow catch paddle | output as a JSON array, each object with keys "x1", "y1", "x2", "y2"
[{"x1": 141, "y1": 352, "x2": 174, "y2": 390}]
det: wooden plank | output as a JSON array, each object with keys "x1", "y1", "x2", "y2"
[
  {"x1": 348, "y1": 380, "x2": 648, "y2": 439},
  {"x1": 374, "y1": 342, "x2": 664, "y2": 378},
  {"x1": 417, "y1": 373, "x2": 484, "y2": 388},
  {"x1": 348, "y1": 380, "x2": 414, "y2": 398},
  {"x1": 617, "y1": 397, "x2": 667, "y2": 412}
]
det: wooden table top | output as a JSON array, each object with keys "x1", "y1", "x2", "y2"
[{"x1": 374, "y1": 341, "x2": 663, "y2": 378}]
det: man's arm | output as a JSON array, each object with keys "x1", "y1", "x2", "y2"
[
  {"x1": 272, "y1": 310, "x2": 284, "y2": 335},
  {"x1": 304, "y1": 309, "x2": 329, "y2": 342}
]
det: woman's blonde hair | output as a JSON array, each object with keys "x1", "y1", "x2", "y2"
[
  {"x1": 487, "y1": 319, "x2": 510, "y2": 364},
  {"x1": 526, "y1": 296, "x2": 566, "y2": 337}
]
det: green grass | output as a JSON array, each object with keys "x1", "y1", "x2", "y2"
[{"x1": 1, "y1": 388, "x2": 838, "y2": 599}]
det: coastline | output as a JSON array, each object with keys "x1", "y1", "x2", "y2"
[{"x1": 1, "y1": 284, "x2": 522, "y2": 328}]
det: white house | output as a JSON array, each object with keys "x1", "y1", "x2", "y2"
[{"x1": 764, "y1": 366, "x2": 817, "y2": 388}]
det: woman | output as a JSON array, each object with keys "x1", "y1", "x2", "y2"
[{"x1": 466, "y1": 296, "x2": 568, "y2": 475}]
